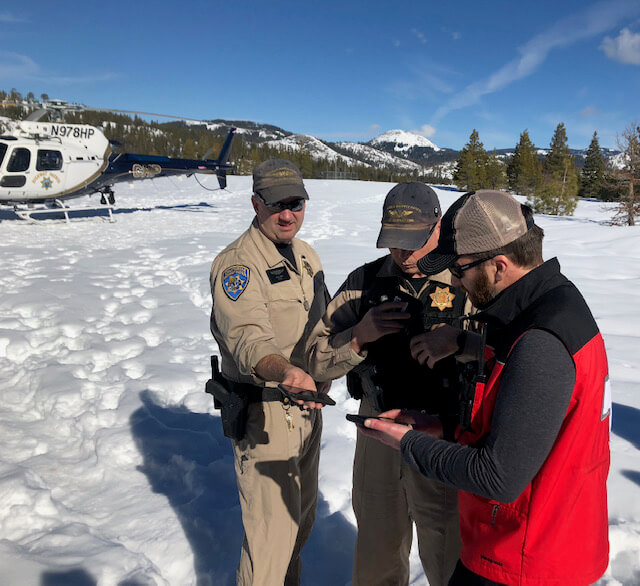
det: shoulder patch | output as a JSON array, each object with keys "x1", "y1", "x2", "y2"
[{"x1": 222, "y1": 265, "x2": 250, "y2": 300}]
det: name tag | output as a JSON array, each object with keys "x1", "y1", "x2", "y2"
[{"x1": 266, "y1": 266, "x2": 291, "y2": 284}]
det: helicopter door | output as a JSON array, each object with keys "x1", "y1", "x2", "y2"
[
  {"x1": 0, "y1": 146, "x2": 30, "y2": 188},
  {"x1": 34, "y1": 149, "x2": 65, "y2": 193}
]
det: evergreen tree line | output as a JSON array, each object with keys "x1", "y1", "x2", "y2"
[
  {"x1": 453, "y1": 123, "x2": 640, "y2": 224},
  {"x1": 2, "y1": 89, "x2": 638, "y2": 224},
  {"x1": 0, "y1": 91, "x2": 452, "y2": 186}
]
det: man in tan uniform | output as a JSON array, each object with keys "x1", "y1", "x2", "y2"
[
  {"x1": 307, "y1": 182, "x2": 471, "y2": 586},
  {"x1": 209, "y1": 159, "x2": 330, "y2": 586}
]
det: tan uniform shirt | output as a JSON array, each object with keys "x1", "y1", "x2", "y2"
[
  {"x1": 307, "y1": 255, "x2": 473, "y2": 382},
  {"x1": 210, "y1": 218, "x2": 327, "y2": 385}
]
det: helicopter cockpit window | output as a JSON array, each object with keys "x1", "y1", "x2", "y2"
[
  {"x1": 36, "y1": 150, "x2": 63, "y2": 171},
  {"x1": 0, "y1": 143, "x2": 7, "y2": 168},
  {"x1": 7, "y1": 148, "x2": 31, "y2": 173}
]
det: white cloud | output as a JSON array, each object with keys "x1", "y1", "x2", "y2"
[
  {"x1": 452, "y1": 32, "x2": 461, "y2": 41},
  {"x1": 0, "y1": 50, "x2": 117, "y2": 84},
  {"x1": 601, "y1": 28, "x2": 640, "y2": 65},
  {"x1": 411, "y1": 28, "x2": 427, "y2": 44},
  {"x1": 369, "y1": 123, "x2": 381, "y2": 133},
  {"x1": 579, "y1": 106, "x2": 600, "y2": 117},
  {"x1": 431, "y1": 0, "x2": 640, "y2": 123},
  {"x1": 0, "y1": 51, "x2": 38, "y2": 78},
  {"x1": 411, "y1": 124, "x2": 436, "y2": 138},
  {"x1": 387, "y1": 63, "x2": 455, "y2": 101},
  {"x1": 0, "y1": 12, "x2": 25, "y2": 23}
]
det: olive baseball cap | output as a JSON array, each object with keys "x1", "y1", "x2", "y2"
[
  {"x1": 417, "y1": 190, "x2": 535, "y2": 276},
  {"x1": 376, "y1": 182, "x2": 441, "y2": 250},
  {"x1": 252, "y1": 159, "x2": 309, "y2": 204}
]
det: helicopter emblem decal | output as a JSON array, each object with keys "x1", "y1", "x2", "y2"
[{"x1": 32, "y1": 172, "x2": 61, "y2": 191}]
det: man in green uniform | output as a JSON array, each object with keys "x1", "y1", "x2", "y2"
[
  {"x1": 209, "y1": 159, "x2": 330, "y2": 586},
  {"x1": 307, "y1": 182, "x2": 471, "y2": 586}
]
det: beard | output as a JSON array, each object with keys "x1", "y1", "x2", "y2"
[{"x1": 467, "y1": 269, "x2": 497, "y2": 309}]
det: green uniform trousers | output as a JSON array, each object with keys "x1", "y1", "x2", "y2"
[
  {"x1": 233, "y1": 399, "x2": 321, "y2": 586},
  {"x1": 352, "y1": 400, "x2": 460, "y2": 586}
]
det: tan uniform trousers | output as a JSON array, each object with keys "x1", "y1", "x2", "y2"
[
  {"x1": 233, "y1": 398, "x2": 322, "y2": 586},
  {"x1": 352, "y1": 401, "x2": 461, "y2": 586}
]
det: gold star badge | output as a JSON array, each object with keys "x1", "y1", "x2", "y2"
[{"x1": 430, "y1": 286, "x2": 455, "y2": 311}]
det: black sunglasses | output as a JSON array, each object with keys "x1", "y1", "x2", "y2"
[
  {"x1": 449, "y1": 255, "x2": 495, "y2": 279},
  {"x1": 255, "y1": 194, "x2": 305, "y2": 212}
]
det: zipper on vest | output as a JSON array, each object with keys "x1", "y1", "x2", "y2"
[{"x1": 491, "y1": 504, "x2": 501, "y2": 525}]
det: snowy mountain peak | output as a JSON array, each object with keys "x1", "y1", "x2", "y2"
[{"x1": 371, "y1": 129, "x2": 441, "y2": 152}]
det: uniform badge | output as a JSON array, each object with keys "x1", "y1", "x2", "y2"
[
  {"x1": 222, "y1": 265, "x2": 250, "y2": 301},
  {"x1": 302, "y1": 259, "x2": 314, "y2": 278},
  {"x1": 430, "y1": 286, "x2": 455, "y2": 311}
]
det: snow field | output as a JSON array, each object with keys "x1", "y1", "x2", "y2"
[{"x1": 0, "y1": 175, "x2": 638, "y2": 584}]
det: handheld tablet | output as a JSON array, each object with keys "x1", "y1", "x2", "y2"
[{"x1": 277, "y1": 384, "x2": 336, "y2": 406}]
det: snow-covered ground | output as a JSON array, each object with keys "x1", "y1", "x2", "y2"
[{"x1": 0, "y1": 176, "x2": 638, "y2": 585}]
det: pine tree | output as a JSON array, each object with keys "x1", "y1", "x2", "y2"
[
  {"x1": 506, "y1": 130, "x2": 542, "y2": 196},
  {"x1": 580, "y1": 132, "x2": 607, "y2": 199},
  {"x1": 610, "y1": 121, "x2": 640, "y2": 226},
  {"x1": 485, "y1": 150, "x2": 507, "y2": 189},
  {"x1": 530, "y1": 123, "x2": 579, "y2": 216},
  {"x1": 454, "y1": 129, "x2": 489, "y2": 190}
]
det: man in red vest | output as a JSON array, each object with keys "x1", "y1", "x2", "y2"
[{"x1": 359, "y1": 190, "x2": 610, "y2": 586}]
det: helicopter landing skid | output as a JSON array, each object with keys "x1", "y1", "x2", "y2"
[{"x1": 14, "y1": 199, "x2": 115, "y2": 223}]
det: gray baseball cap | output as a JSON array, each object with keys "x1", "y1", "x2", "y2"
[
  {"x1": 252, "y1": 159, "x2": 309, "y2": 204},
  {"x1": 417, "y1": 190, "x2": 534, "y2": 275},
  {"x1": 376, "y1": 182, "x2": 441, "y2": 250}
]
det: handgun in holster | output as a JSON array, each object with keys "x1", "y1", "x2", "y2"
[
  {"x1": 205, "y1": 355, "x2": 250, "y2": 441},
  {"x1": 346, "y1": 362, "x2": 387, "y2": 412}
]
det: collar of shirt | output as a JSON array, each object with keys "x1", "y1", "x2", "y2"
[{"x1": 248, "y1": 218, "x2": 302, "y2": 274}]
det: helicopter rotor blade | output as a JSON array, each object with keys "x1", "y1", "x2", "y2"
[
  {"x1": 86, "y1": 107, "x2": 209, "y2": 125},
  {"x1": 25, "y1": 109, "x2": 49, "y2": 122}
]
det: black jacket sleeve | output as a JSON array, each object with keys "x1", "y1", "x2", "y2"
[{"x1": 400, "y1": 329, "x2": 575, "y2": 502}]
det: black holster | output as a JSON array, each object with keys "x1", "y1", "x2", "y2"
[
  {"x1": 346, "y1": 362, "x2": 386, "y2": 412},
  {"x1": 205, "y1": 356, "x2": 252, "y2": 441}
]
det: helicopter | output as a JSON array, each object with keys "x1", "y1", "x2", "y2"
[{"x1": 0, "y1": 101, "x2": 236, "y2": 221}]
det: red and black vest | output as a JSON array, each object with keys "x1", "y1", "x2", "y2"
[{"x1": 458, "y1": 258, "x2": 610, "y2": 585}]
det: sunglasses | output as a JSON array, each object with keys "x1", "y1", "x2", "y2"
[
  {"x1": 255, "y1": 194, "x2": 305, "y2": 212},
  {"x1": 449, "y1": 255, "x2": 495, "y2": 279}
]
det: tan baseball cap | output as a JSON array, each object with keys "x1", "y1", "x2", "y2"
[
  {"x1": 252, "y1": 159, "x2": 309, "y2": 204},
  {"x1": 417, "y1": 190, "x2": 534, "y2": 275}
]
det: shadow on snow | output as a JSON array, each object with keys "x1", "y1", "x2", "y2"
[
  {"x1": 130, "y1": 390, "x2": 355, "y2": 586},
  {"x1": 0, "y1": 201, "x2": 219, "y2": 222},
  {"x1": 612, "y1": 402, "x2": 640, "y2": 488}
]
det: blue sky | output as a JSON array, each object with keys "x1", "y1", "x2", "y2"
[{"x1": 2, "y1": 0, "x2": 639, "y2": 150}]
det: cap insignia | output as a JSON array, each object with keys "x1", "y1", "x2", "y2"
[
  {"x1": 430, "y1": 286, "x2": 455, "y2": 311},
  {"x1": 389, "y1": 209, "x2": 413, "y2": 217},
  {"x1": 222, "y1": 265, "x2": 250, "y2": 301}
]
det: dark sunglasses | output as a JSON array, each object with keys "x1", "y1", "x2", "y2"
[
  {"x1": 449, "y1": 255, "x2": 495, "y2": 279},
  {"x1": 255, "y1": 194, "x2": 305, "y2": 212}
]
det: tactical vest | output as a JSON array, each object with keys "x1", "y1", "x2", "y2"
[{"x1": 346, "y1": 256, "x2": 467, "y2": 414}]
